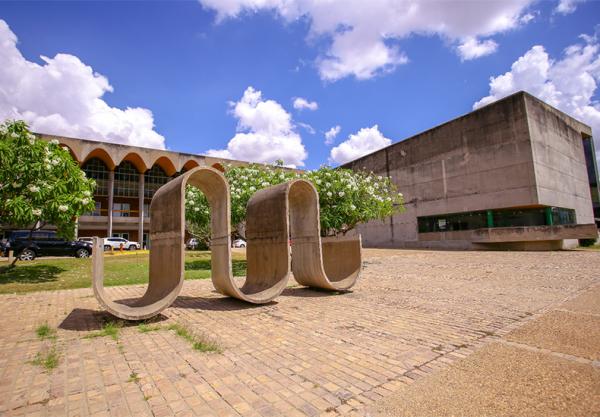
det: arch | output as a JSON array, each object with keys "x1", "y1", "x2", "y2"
[
  {"x1": 91, "y1": 173, "x2": 362, "y2": 320},
  {"x1": 152, "y1": 156, "x2": 177, "y2": 177},
  {"x1": 58, "y1": 143, "x2": 80, "y2": 163},
  {"x1": 120, "y1": 152, "x2": 148, "y2": 173},
  {"x1": 182, "y1": 159, "x2": 200, "y2": 173},
  {"x1": 211, "y1": 162, "x2": 225, "y2": 172},
  {"x1": 83, "y1": 148, "x2": 116, "y2": 171}
]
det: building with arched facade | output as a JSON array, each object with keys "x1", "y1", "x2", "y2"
[{"x1": 37, "y1": 134, "x2": 245, "y2": 248}]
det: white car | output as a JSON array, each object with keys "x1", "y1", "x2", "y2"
[
  {"x1": 103, "y1": 237, "x2": 141, "y2": 251},
  {"x1": 232, "y1": 238, "x2": 246, "y2": 248}
]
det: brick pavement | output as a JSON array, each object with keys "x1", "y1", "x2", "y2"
[{"x1": 0, "y1": 249, "x2": 598, "y2": 416}]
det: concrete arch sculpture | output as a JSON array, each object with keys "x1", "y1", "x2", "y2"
[{"x1": 92, "y1": 167, "x2": 362, "y2": 320}]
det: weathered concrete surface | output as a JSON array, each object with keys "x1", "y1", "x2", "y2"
[
  {"x1": 93, "y1": 172, "x2": 362, "y2": 319},
  {"x1": 372, "y1": 342, "x2": 600, "y2": 417},
  {"x1": 506, "y1": 310, "x2": 600, "y2": 360},
  {"x1": 371, "y1": 282, "x2": 600, "y2": 417},
  {"x1": 561, "y1": 284, "x2": 600, "y2": 315},
  {"x1": 343, "y1": 92, "x2": 597, "y2": 250}
]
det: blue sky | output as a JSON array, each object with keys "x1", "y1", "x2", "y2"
[{"x1": 1, "y1": 0, "x2": 599, "y2": 169}]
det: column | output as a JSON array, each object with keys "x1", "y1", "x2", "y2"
[
  {"x1": 486, "y1": 210, "x2": 494, "y2": 228},
  {"x1": 138, "y1": 172, "x2": 145, "y2": 247},
  {"x1": 107, "y1": 170, "x2": 115, "y2": 237},
  {"x1": 545, "y1": 207, "x2": 554, "y2": 226}
]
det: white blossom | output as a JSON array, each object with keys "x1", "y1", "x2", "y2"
[
  {"x1": 261, "y1": 181, "x2": 269, "y2": 187},
  {"x1": 12, "y1": 182, "x2": 20, "y2": 188},
  {"x1": 327, "y1": 191, "x2": 332, "y2": 197},
  {"x1": 338, "y1": 191, "x2": 345, "y2": 197},
  {"x1": 10, "y1": 132, "x2": 18, "y2": 138},
  {"x1": 316, "y1": 179, "x2": 322, "y2": 185},
  {"x1": 28, "y1": 185, "x2": 40, "y2": 193},
  {"x1": 350, "y1": 204, "x2": 356, "y2": 210},
  {"x1": 51, "y1": 159, "x2": 59, "y2": 166},
  {"x1": 58, "y1": 204, "x2": 68, "y2": 212},
  {"x1": 194, "y1": 207, "x2": 200, "y2": 212},
  {"x1": 249, "y1": 186, "x2": 256, "y2": 191},
  {"x1": 188, "y1": 200, "x2": 195, "y2": 206},
  {"x1": 32, "y1": 209, "x2": 42, "y2": 216},
  {"x1": 83, "y1": 190, "x2": 91, "y2": 197},
  {"x1": 50, "y1": 139, "x2": 59, "y2": 145},
  {"x1": 81, "y1": 198, "x2": 90, "y2": 205}
]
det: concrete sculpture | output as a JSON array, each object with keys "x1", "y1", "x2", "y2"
[{"x1": 92, "y1": 167, "x2": 362, "y2": 320}]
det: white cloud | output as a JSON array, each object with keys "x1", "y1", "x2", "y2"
[
  {"x1": 457, "y1": 37, "x2": 498, "y2": 61},
  {"x1": 474, "y1": 34, "x2": 600, "y2": 157},
  {"x1": 0, "y1": 20, "x2": 165, "y2": 149},
  {"x1": 555, "y1": 0, "x2": 585, "y2": 14},
  {"x1": 199, "y1": 0, "x2": 537, "y2": 81},
  {"x1": 297, "y1": 121, "x2": 315, "y2": 134},
  {"x1": 324, "y1": 125, "x2": 341, "y2": 145},
  {"x1": 293, "y1": 97, "x2": 318, "y2": 111},
  {"x1": 206, "y1": 86, "x2": 307, "y2": 167},
  {"x1": 329, "y1": 125, "x2": 391, "y2": 165}
]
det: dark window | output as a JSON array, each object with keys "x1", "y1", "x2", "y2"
[
  {"x1": 418, "y1": 206, "x2": 577, "y2": 233},
  {"x1": 492, "y1": 208, "x2": 546, "y2": 228},
  {"x1": 114, "y1": 161, "x2": 139, "y2": 197},
  {"x1": 551, "y1": 207, "x2": 576, "y2": 225},
  {"x1": 144, "y1": 164, "x2": 171, "y2": 198},
  {"x1": 418, "y1": 211, "x2": 487, "y2": 233},
  {"x1": 82, "y1": 158, "x2": 109, "y2": 196}
]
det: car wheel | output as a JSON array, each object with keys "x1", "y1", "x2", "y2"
[
  {"x1": 129, "y1": 245, "x2": 137, "y2": 251},
  {"x1": 104, "y1": 245, "x2": 111, "y2": 251},
  {"x1": 76, "y1": 248, "x2": 90, "y2": 258},
  {"x1": 19, "y1": 248, "x2": 36, "y2": 261}
]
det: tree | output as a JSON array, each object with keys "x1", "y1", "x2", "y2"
[
  {"x1": 0, "y1": 120, "x2": 96, "y2": 264},
  {"x1": 184, "y1": 162, "x2": 404, "y2": 238}
]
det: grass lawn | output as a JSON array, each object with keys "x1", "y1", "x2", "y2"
[{"x1": 0, "y1": 251, "x2": 247, "y2": 294}]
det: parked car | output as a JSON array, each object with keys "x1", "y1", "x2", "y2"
[
  {"x1": 2, "y1": 230, "x2": 93, "y2": 260},
  {"x1": 78, "y1": 237, "x2": 94, "y2": 244},
  {"x1": 186, "y1": 238, "x2": 200, "y2": 250},
  {"x1": 232, "y1": 238, "x2": 246, "y2": 248},
  {"x1": 103, "y1": 237, "x2": 141, "y2": 251}
]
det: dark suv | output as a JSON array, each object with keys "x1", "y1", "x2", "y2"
[{"x1": 2, "y1": 230, "x2": 93, "y2": 261}]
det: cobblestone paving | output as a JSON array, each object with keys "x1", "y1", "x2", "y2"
[{"x1": 0, "y1": 249, "x2": 598, "y2": 416}]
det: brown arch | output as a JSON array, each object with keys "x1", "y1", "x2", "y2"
[
  {"x1": 58, "y1": 143, "x2": 80, "y2": 164},
  {"x1": 121, "y1": 152, "x2": 148, "y2": 173},
  {"x1": 152, "y1": 156, "x2": 177, "y2": 177},
  {"x1": 83, "y1": 148, "x2": 116, "y2": 170},
  {"x1": 211, "y1": 162, "x2": 225, "y2": 172},
  {"x1": 182, "y1": 160, "x2": 200, "y2": 172}
]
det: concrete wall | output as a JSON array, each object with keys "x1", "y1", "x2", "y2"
[
  {"x1": 345, "y1": 92, "x2": 540, "y2": 248},
  {"x1": 344, "y1": 92, "x2": 597, "y2": 249},
  {"x1": 524, "y1": 94, "x2": 595, "y2": 224}
]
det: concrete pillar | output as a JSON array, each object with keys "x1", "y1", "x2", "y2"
[
  {"x1": 486, "y1": 210, "x2": 494, "y2": 228},
  {"x1": 138, "y1": 172, "x2": 145, "y2": 246},
  {"x1": 108, "y1": 170, "x2": 115, "y2": 237}
]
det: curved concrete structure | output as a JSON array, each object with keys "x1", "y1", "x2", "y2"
[
  {"x1": 92, "y1": 167, "x2": 228, "y2": 320},
  {"x1": 92, "y1": 171, "x2": 362, "y2": 320}
]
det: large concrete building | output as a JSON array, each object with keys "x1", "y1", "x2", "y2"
[
  {"x1": 343, "y1": 92, "x2": 599, "y2": 250},
  {"x1": 32, "y1": 135, "x2": 245, "y2": 248}
]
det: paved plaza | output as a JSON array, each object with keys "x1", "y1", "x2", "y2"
[{"x1": 0, "y1": 249, "x2": 599, "y2": 416}]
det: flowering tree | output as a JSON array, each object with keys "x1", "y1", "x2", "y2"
[
  {"x1": 185, "y1": 162, "x2": 404, "y2": 238},
  {"x1": 0, "y1": 120, "x2": 96, "y2": 261}
]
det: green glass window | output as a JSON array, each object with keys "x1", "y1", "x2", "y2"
[
  {"x1": 114, "y1": 161, "x2": 139, "y2": 197},
  {"x1": 144, "y1": 164, "x2": 171, "y2": 198},
  {"x1": 418, "y1": 206, "x2": 576, "y2": 233},
  {"x1": 82, "y1": 158, "x2": 109, "y2": 196}
]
